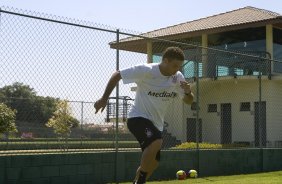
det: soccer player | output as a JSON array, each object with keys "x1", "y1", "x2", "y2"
[{"x1": 94, "y1": 47, "x2": 194, "y2": 184}]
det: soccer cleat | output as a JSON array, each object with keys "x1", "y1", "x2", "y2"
[{"x1": 138, "y1": 171, "x2": 147, "y2": 182}]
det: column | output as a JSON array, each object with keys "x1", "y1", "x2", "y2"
[
  {"x1": 147, "y1": 40, "x2": 153, "y2": 63},
  {"x1": 266, "y1": 24, "x2": 273, "y2": 73},
  {"x1": 202, "y1": 34, "x2": 208, "y2": 77}
]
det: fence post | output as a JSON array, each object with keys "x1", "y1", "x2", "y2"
[
  {"x1": 196, "y1": 48, "x2": 200, "y2": 150},
  {"x1": 196, "y1": 47, "x2": 200, "y2": 175},
  {"x1": 258, "y1": 65, "x2": 264, "y2": 172},
  {"x1": 80, "y1": 101, "x2": 84, "y2": 130},
  {"x1": 259, "y1": 70, "x2": 262, "y2": 149},
  {"x1": 115, "y1": 29, "x2": 120, "y2": 184}
]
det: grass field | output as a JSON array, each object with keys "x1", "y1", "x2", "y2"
[
  {"x1": 0, "y1": 140, "x2": 139, "y2": 150},
  {"x1": 121, "y1": 171, "x2": 282, "y2": 184}
]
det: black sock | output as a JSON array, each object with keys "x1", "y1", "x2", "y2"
[{"x1": 136, "y1": 171, "x2": 147, "y2": 184}]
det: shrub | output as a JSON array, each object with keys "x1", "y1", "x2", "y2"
[
  {"x1": 0, "y1": 103, "x2": 17, "y2": 135},
  {"x1": 46, "y1": 100, "x2": 79, "y2": 138},
  {"x1": 172, "y1": 142, "x2": 249, "y2": 149}
]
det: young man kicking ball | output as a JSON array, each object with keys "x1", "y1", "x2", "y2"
[{"x1": 94, "y1": 47, "x2": 194, "y2": 184}]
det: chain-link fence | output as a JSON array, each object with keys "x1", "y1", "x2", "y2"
[{"x1": 1, "y1": 6, "x2": 282, "y2": 157}]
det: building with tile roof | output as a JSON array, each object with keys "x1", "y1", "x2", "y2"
[{"x1": 111, "y1": 6, "x2": 282, "y2": 147}]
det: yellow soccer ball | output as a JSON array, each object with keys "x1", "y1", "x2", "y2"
[
  {"x1": 176, "y1": 170, "x2": 186, "y2": 180},
  {"x1": 188, "y1": 169, "x2": 198, "y2": 178}
]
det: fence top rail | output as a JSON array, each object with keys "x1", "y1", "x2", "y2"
[
  {"x1": 0, "y1": 97, "x2": 95, "y2": 104},
  {"x1": 1, "y1": 7, "x2": 282, "y2": 63}
]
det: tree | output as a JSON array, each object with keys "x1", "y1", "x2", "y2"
[
  {"x1": 46, "y1": 100, "x2": 79, "y2": 139},
  {"x1": 0, "y1": 103, "x2": 17, "y2": 138},
  {"x1": 33, "y1": 96, "x2": 58, "y2": 124},
  {"x1": 0, "y1": 82, "x2": 57, "y2": 124},
  {"x1": 0, "y1": 82, "x2": 36, "y2": 99}
]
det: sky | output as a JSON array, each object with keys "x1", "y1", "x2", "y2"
[
  {"x1": 0, "y1": 0, "x2": 281, "y2": 33},
  {"x1": 0, "y1": 0, "x2": 281, "y2": 124}
]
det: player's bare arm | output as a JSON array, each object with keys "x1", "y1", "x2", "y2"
[
  {"x1": 94, "y1": 71, "x2": 121, "y2": 113},
  {"x1": 180, "y1": 81, "x2": 194, "y2": 104}
]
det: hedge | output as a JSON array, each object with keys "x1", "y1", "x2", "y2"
[{"x1": 172, "y1": 142, "x2": 249, "y2": 149}]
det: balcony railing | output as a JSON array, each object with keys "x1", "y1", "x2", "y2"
[{"x1": 182, "y1": 51, "x2": 273, "y2": 79}]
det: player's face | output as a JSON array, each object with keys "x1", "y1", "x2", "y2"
[{"x1": 165, "y1": 59, "x2": 183, "y2": 75}]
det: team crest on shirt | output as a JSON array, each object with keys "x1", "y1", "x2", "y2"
[
  {"x1": 145, "y1": 128, "x2": 153, "y2": 138},
  {"x1": 172, "y1": 75, "x2": 177, "y2": 83}
]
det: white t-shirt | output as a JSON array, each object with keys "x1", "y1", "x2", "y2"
[{"x1": 120, "y1": 63, "x2": 185, "y2": 131}]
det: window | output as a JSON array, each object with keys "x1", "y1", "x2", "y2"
[
  {"x1": 208, "y1": 104, "x2": 217, "y2": 112},
  {"x1": 274, "y1": 28, "x2": 282, "y2": 73},
  {"x1": 240, "y1": 102, "x2": 250, "y2": 111}
]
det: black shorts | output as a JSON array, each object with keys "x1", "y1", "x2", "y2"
[{"x1": 127, "y1": 117, "x2": 162, "y2": 151}]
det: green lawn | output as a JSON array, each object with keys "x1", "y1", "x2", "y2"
[
  {"x1": 0, "y1": 140, "x2": 139, "y2": 150},
  {"x1": 120, "y1": 171, "x2": 282, "y2": 184}
]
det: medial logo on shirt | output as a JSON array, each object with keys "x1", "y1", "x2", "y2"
[{"x1": 148, "y1": 91, "x2": 177, "y2": 98}]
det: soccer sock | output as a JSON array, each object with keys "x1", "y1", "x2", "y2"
[{"x1": 136, "y1": 171, "x2": 147, "y2": 184}]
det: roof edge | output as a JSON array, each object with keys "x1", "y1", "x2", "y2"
[{"x1": 141, "y1": 6, "x2": 281, "y2": 38}]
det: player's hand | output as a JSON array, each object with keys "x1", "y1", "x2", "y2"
[
  {"x1": 94, "y1": 98, "x2": 108, "y2": 114},
  {"x1": 180, "y1": 81, "x2": 191, "y2": 94}
]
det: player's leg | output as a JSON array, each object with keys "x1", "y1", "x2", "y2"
[
  {"x1": 136, "y1": 139, "x2": 162, "y2": 183},
  {"x1": 127, "y1": 117, "x2": 162, "y2": 184},
  {"x1": 133, "y1": 150, "x2": 159, "y2": 183},
  {"x1": 134, "y1": 166, "x2": 141, "y2": 182},
  {"x1": 127, "y1": 118, "x2": 146, "y2": 183},
  {"x1": 146, "y1": 150, "x2": 160, "y2": 179},
  {"x1": 134, "y1": 160, "x2": 159, "y2": 182}
]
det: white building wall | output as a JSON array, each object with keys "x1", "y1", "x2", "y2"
[
  {"x1": 200, "y1": 103, "x2": 220, "y2": 143},
  {"x1": 267, "y1": 80, "x2": 282, "y2": 146},
  {"x1": 164, "y1": 97, "x2": 185, "y2": 142},
  {"x1": 165, "y1": 77, "x2": 282, "y2": 146},
  {"x1": 199, "y1": 79, "x2": 259, "y2": 144}
]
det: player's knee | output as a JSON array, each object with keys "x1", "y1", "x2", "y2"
[
  {"x1": 150, "y1": 139, "x2": 163, "y2": 150},
  {"x1": 155, "y1": 139, "x2": 163, "y2": 145},
  {"x1": 155, "y1": 150, "x2": 161, "y2": 161}
]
